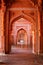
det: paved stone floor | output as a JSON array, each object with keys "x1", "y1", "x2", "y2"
[
  {"x1": 0, "y1": 53, "x2": 43, "y2": 65},
  {"x1": 11, "y1": 47, "x2": 32, "y2": 53}
]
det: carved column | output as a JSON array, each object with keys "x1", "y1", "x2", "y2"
[
  {"x1": 4, "y1": 10, "x2": 10, "y2": 54},
  {"x1": 38, "y1": 0, "x2": 43, "y2": 53},
  {"x1": 0, "y1": 0, "x2": 6, "y2": 54},
  {"x1": 40, "y1": 4, "x2": 43, "y2": 53}
]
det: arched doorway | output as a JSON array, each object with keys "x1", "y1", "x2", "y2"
[
  {"x1": 16, "y1": 28, "x2": 27, "y2": 48},
  {"x1": 10, "y1": 18, "x2": 34, "y2": 53}
]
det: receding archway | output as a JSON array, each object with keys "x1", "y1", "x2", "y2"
[
  {"x1": 3, "y1": 0, "x2": 41, "y2": 54},
  {"x1": 16, "y1": 28, "x2": 28, "y2": 48},
  {"x1": 10, "y1": 17, "x2": 35, "y2": 53}
]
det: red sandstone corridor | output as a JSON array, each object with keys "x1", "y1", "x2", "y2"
[{"x1": 0, "y1": 0, "x2": 43, "y2": 65}]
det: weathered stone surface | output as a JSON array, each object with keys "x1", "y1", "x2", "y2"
[{"x1": 0, "y1": 53, "x2": 43, "y2": 65}]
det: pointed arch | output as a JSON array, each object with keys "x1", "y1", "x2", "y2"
[
  {"x1": 10, "y1": 13, "x2": 36, "y2": 31},
  {"x1": 10, "y1": 13, "x2": 35, "y2": 25},
  {"x1": 16, "y1": 28, "x2": 28, "y2": 46}
]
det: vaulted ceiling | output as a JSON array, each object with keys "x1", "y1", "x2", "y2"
[
  {"x1": 3, "y1": 0, "x2": 38, "y2": 6},
  {"x1": 0, "y1": 0, "x2": 42, "y2": 8}
]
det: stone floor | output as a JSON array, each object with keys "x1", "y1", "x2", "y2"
[
  {"x1": 11, "y1": 46, "x2": 32, "y2": 53},
  {"x1": 0, "y1": 47, "x2": 43, "y2": 65},
  {"x1": 0, "y1": 53, "x2": 43, "y2": 65}
]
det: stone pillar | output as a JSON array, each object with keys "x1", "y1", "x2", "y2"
[
  {"x1": 0, "y1": 0, "x2": 5, "y2": 55},
  {"x1": 38, "y1": 0, "x2": 43, "y2": 53},
  {"x1": 4, "y1": 9, "x2": 11, "y2": 54},
  {"x1": 40, "y1": 6, "x2": 43, "y2": 53},
  {"x1": 37, "y1": 9, "x2": 40, "y2": 54},
  {"x1": 4, "y1": 10, "x2": 10, "y2": 54}
]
